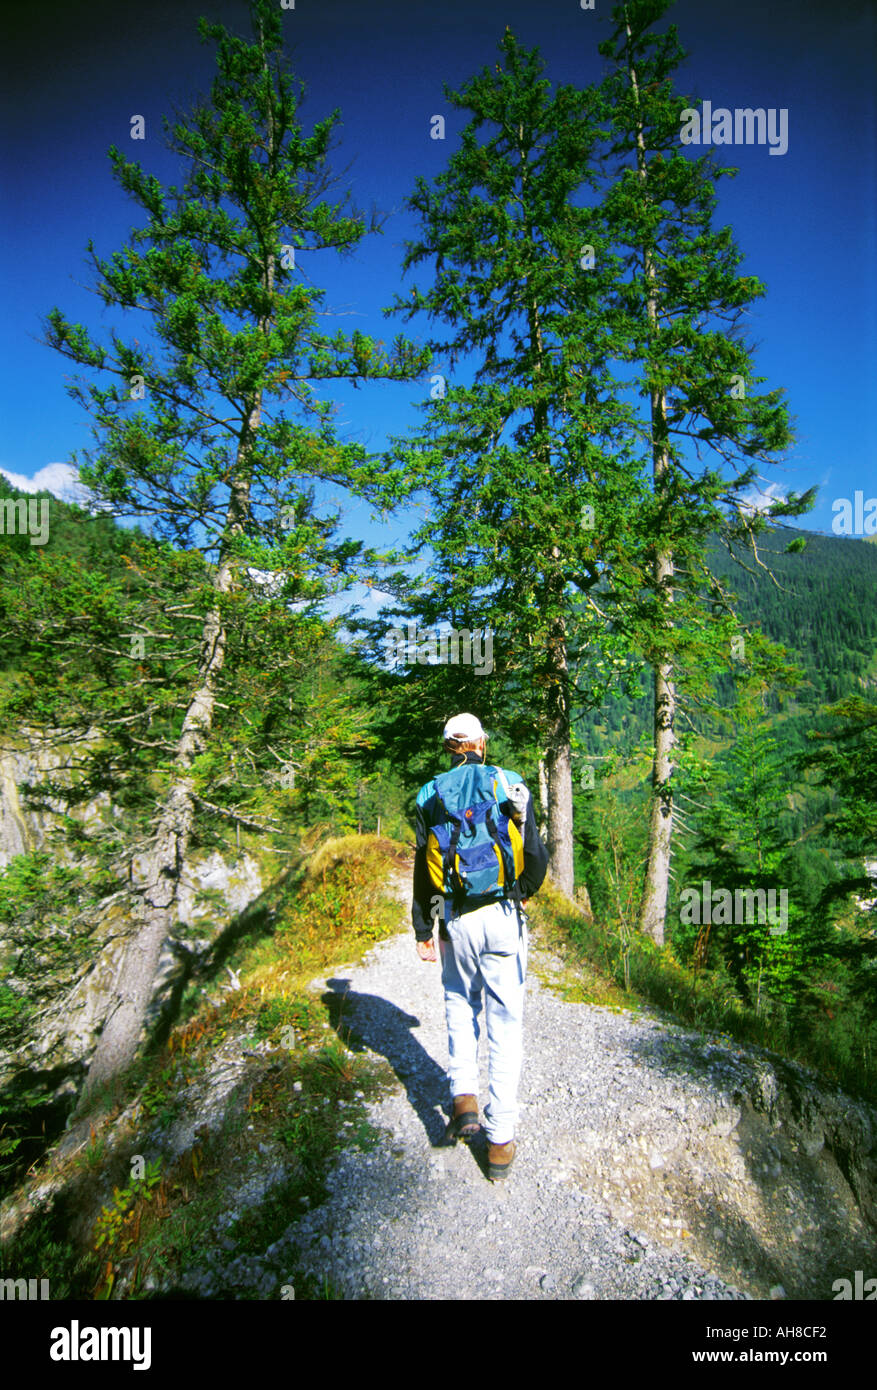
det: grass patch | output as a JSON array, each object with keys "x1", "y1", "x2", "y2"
[
  {"x1": 528, "y1": 883, "x2": 629, "y2": 1008},
  {"x1": 533, "y1": 880, "x2": 877, "y2": 1103}
]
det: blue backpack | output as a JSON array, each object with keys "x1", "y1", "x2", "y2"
[{"x1": 425, "y1": 763, "x2": 525, "y2": 907}]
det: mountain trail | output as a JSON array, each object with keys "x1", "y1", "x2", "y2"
[{"x1": 199, "y1": 871, "x2": 874, "y2": 1301}]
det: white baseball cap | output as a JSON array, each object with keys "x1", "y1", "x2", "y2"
[{"x1": 442, "y1": 713, "x2": 485, "y2": 741}]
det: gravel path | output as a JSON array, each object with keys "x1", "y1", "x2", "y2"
[
  {"x1": 266, "y1": 888, "x2": 759, "y2": 1301},
  {"x1": 183, "y1": 876, "x2": 873, "y2": 1302}
]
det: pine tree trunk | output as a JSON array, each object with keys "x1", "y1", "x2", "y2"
[
  {"x1": 626, "y1": 16, "x2": 675, "y2": 946},
  {"x1": 544, "y1": 602, "x2": 575, "y2": 897},
  {"x1": 517, "y1": 122, "x2": 578, "y2": 899},
  {"x1": 537, "y1": 757, "x2": 549, "y2": 842},
  {"x1": 546, "y1": 739, "x2": 574, "y2": 897},
  {"x1": 638, "y1": 654, "x2": 675, "y2": 945},
  {"x1": 79, "y1": 440, "x2": 258, "y2": 1105}
]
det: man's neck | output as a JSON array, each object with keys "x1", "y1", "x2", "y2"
[{"x1": 449, "y1": 750, "x2": 486, "y2": 768}]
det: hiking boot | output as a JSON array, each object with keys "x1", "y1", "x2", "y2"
[
  {"x1": 487, "y1": 1139, "x2": 516, "y2": 1181},
  {"x1": 446, "y1": 1094, "x2": 480, "y2": 1143}
]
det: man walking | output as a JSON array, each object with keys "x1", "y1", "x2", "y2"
[{"x1": 412, "y1": 713, "x2": 549, "y2": 1180}]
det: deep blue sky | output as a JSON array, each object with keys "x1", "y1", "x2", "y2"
[{"x1": 1, "y1": 0, "x2": 875, "y2": 564}]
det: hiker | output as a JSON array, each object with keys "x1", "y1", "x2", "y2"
[{"x1": 412, "y1": 713, "x2": 549, "y2": 1180}]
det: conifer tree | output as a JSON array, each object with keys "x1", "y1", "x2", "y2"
[
  {"x1": 42, "y1": 0, "x2": 428, "y2": 1099},
  {"x1": 680, "y1": 692, "x2": 804, "y2": 1008},
  {"x1": 379, "y1": 28, "x2": 648, "y2": 896},
  {"x1": 803, "y1": 696, "x2": 877, "y2": 910},
  {"x1": 595, "y1": 0, "x2": 814, "y2": 943}
]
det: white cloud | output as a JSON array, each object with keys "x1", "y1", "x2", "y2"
[
  {"x1": 0, "y1": 462, "x2": 92, "y2": 507},
  {"x1": 736, "y1": 482, "x2": 787, "y2": 517},
  {"x1": 359, "y1": 585, "x2": 397, "y2": 611},
  {"x1": 320, "y1": 583, "x2": 399, "y2": 621}
]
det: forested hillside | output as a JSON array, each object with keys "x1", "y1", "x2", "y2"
[
  {"x1": 576, "y1": 526, "x2": 877, "y2": 757},
  {"x1": 571, "y1": 527, "x2": 877, "y2": 1105}
]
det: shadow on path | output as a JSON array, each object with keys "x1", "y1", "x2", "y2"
[{"x1": 321, "y1": 977, "x2": 453, "y2": 1149}]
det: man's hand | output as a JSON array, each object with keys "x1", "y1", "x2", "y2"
[{"x1": 416, "y1": 937, "x2": 437, "y2": 962}]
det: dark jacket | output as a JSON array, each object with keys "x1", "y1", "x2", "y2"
[{"x1": 411, "y1": 751, "x2": 549, "y2": 940}]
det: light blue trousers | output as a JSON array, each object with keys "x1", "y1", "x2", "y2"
[{"x1": 439, "y1": 898, "x2": 528, "y2": 1145}]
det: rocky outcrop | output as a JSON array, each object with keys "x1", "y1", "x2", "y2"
[
  {"x1": 0, "y1": 729, "x2": 268, "y2": 1131},
  {"x1": 0, "y1": 851, "x2": 265, "y2": 1117},
  {"x1": 0, "y1": 730, "x2": 114, "y2": 870}
]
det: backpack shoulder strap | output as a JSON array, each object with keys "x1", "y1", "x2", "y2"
[
  {"x1": 487, "y1": 765, "x2": 526, "y2": 937},
  {"x1": 492, "y1": 765, "x2": 512, "y2": 800}
]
